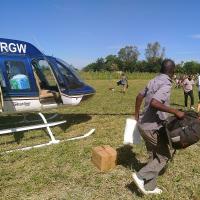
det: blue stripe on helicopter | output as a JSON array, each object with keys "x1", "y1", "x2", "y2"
[{"x1": 62, "y1": 85, "x2": 95, "y2": 96}]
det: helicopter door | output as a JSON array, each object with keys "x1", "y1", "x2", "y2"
[
  {"x1": 53, "y1": 60, "x2": 85, "y2": 105},
  {"x1": 31, "y1": 59, "x2": 61, "y2": 109},
  {"x1": 0, "y1": 57, "x2": 41, "y2": 113},
  {"x1": 0, "y1": 70, "x2": 5, "y2": 112}
]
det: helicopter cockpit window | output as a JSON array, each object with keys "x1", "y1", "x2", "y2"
[
  {"x1": 56, "y1": 61, "x2": 83, "y2": 89},
  {"x1": 5, "y1": 61, "x2": 30, "y2": 90}
]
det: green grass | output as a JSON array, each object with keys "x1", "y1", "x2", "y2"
[
  {"x1": 0, "y1": 79, "x2": 200, "y2": 200},
  {"x1": 80, "y1": 71, "x2": 156, "y2": 80}
]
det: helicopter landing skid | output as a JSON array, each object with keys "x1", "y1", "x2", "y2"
[
  {"x1": 18, "y1": 113, "x2": 59, "y2": 124},
  {"x1": 0, "y1": 113, "x2": 59, "y2": 126},
  {"x1": 1, "y1": 112, "x2": 95, "y2": 153}
]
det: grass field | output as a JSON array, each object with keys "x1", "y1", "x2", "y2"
[{"x1": 0, "y1": 79, "x2": 200, "y2": 200}]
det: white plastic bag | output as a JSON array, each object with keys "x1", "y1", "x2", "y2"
[{"x1": 123, "y1": 118, "x2": 141, "y2": 145}]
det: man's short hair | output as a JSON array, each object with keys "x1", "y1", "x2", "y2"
[{"x1": 160, "y1": 59, "x2": 175, "y2": 75}]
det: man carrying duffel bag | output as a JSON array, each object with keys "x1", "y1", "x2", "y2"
[{"x1": 133, "y1": 59, "x2": 185, "y2": 195}]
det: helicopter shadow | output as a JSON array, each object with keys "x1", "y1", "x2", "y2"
[
  {"x1": 53, "y1": 113, "x2": 92, "y2": 131},
  {"x1": 0, "y1": 113, "x2": 92, "y2": 145}
]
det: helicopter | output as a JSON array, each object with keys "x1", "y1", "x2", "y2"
[{"x1": 0, "y1": 38, "x2": 96, "y2": 152}]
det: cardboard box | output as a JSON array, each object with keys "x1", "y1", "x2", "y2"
[{"x1": 91, "y1": 145, "x2": 117, "y2": 172}]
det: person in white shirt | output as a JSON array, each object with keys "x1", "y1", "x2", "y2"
[
  {"x1": 197, "y1": 74, "x2": 200, "y2": 101},
  {"x1": 182, "y1": 75, "x2": 195, "y2": 110}
]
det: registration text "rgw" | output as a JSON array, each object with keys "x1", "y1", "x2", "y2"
[{"x1": 0, "y1": 42, "x2": 26, "y2": 54}]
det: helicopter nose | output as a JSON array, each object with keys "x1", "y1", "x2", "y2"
[
  {"x1": 83, "y1": 85, "x2": 96, "y2": 95},
  {"x1": 81, "y1": 85, "x2": 95, "y2": 101}
]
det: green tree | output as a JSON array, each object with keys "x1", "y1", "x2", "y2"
[
  {"x1": 145, "y1": 42, "x2": 165, "y2": 62},
  {"x1": 118, "y1": 46, "x2": 140, "y2": 63},
  {"x1": 144, "y1": 42, "x2": 165, "y2": 72},
  {"x1": 175, "y1": 62, "x2": 184, "y2": 73},
  {"x1": 105, "y1": 55, "x2": 119, "y2": 71},
  {"x1": 183, "y1": 61, "x2": 200, "y2": 74},
  {"x1": 83, "y1": 62, "x2": 97, "y2": 71},
  {"x1": 95, "y1": 58, "x2": 106, "y2": 71},
  {"x1": 134, "y1": 60, "x2": 148, "y2": 72},
  {"x1": 117, "y1": 45, "x2": 140, "y2": 72},
  {"x1": 83, "y1": 58, "x2": 106, "y2": 71}
]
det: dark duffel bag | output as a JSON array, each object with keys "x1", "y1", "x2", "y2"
[{"x1": 165, "y1": 111, "x2": 200, "y2": 149}]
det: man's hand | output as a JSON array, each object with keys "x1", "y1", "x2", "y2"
[
  {"x1": 174, "y1": 110, "x2": 185, "y2": 119},
  {"x1": 135, "y1": 93, "x2": 144, "y2": 122}
]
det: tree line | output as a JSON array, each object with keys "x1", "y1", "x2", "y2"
[{"x1": 82, "y1": 42, "x2": 200, "y2": 74}]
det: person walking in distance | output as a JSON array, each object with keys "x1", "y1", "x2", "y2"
[
  {"x1": 133, "y1": 59, "x2": 185, "y2": 195},
  {"x1": 182, "y1": 75, "x2": 195, "y2": 110},
  {"x1": 198, "y1": 74, "x2": 200, "y2": 101},
  {"x1": 197, "y1": 74, "x2": 200, "y2": 112},
  {"x1": 117, "y1": 73, "x2": 128, "y2": 93}
]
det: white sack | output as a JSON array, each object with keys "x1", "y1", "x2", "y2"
[{"x1": 123, "y1": 118, "x2": 141, "y2": 145}]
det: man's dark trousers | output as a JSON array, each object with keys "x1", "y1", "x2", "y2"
[
  {"x1": 184, "y1": 90, "x2": 194, "y2": 107},
  {"x1": 136, "y1": 127, "x2": 171, "y2": 190}
]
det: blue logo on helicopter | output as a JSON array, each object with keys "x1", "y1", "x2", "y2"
[{"x1": 0, "y1": 42, "x2": 26, "y2": 54}]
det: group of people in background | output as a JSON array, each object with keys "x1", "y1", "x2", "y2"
[
  {"x1": 173, "y1": 74, "x2": 200, "y2": 111},
  {"x1": 117, "y1": 72, "x2": 200, "y2": 110}
]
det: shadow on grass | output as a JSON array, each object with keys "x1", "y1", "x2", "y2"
[
  {"x1": 53, "y1": 113, "x2": 92, "y2": 131},
  {"x1": 125, "y1": 182, "x2": 143, "y2": 197},
  {"x1": 63, "y1": 113, "x2": 133, "y2": 116},
  {"x1": 116, "y1": 145, "x2": 145, "y2": 171},
  {"x1": 116, "y1": 145, "x2": 146, "y2": 197},
  {"x1": 170, "y1": 102, "x2": 184, "y2": 107},
  {"x1": 0, "y1": 113, "x2": 92, "y2": 146}
]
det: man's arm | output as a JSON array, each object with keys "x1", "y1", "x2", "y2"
[
  {"x1": 181, "y1": 79, "x2": 186, "y2": 87},
  {"x1": 150, "y1": 98, "x2": 185, "y2": 119},
  {"x1": 135, "y1": 93, "x2": 144, "y2": 121}
]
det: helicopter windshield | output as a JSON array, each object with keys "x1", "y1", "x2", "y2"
[
  {"x1": 56, "y1": 58, "x2": 84, "y2": 83},
  {"x1": 55, "y1": 58, "x2": 84, "y2": 89}
]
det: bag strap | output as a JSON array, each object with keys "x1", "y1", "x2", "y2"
[
  {"x1": 170, "y1": 148, "x2": 177, "y2": 161},
  {"x1": 163, "y1": 121, "x2": 177, "y2": 160},
  {"x1": 163, "y1": 121, "x2": 173, "y2": 150}
]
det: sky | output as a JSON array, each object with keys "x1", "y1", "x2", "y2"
[{"x1": 1, "y1": 0, "x2": 200, "y2": 68}]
